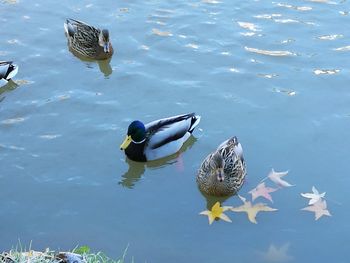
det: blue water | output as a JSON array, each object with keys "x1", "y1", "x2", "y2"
[{"x1": 1, "y1": 0, "x2": 350, "y2": 262}]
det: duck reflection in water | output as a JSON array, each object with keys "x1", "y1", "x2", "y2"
[
  {"x1": 71, "y1": 54, "x2": 113, "y2": 77},
  {"x1": 199, "y1": 191, "x2": 232, "y2": 211},
  {"x1": 0, "y1": 80, "x2": 18, "y2": 101},
  {"x1": 119, "y1": 136, "x2": 197, "y2": 188}
]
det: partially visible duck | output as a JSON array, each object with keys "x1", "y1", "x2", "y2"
[
  {"x1": 197, "y1": 137, "x2": 247, "y2": 197},
  {"x1": 64, "y1": 18, "x2": 113, "y2": 60},
  {"x1": 120, "y1": 113, "x2": 201, "y2": 162},
  {"x1": 0, "y1": 61, "x2": 18, "y2": 86}
]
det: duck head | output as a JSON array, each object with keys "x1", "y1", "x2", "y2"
[
  {"x1": 98, "y1": 29, "x2": 111, "y2": 53},
  {"x1": 120, "y1": 120, "x2": 146, "y2": 150},
  {"x1": 211, "y1": 152, "x2": 225, "y2": 182}
]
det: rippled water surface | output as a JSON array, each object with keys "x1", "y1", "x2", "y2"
[{"x1": 1, "y1": 0, "x2": 350, "y2": 262}]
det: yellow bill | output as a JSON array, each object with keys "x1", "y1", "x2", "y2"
[{"x1": 120, "y1": 135, "x2": 132, "y2": 150}]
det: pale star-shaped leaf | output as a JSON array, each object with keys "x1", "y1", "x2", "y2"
[
  {"x1": 259, "y1": 243, "x2": 293, "y2": 263},
  {"x1": 268, "y1": 168, "x2": 294, "y2": 187},
  {"x1": 199, "y1": 201, "x2": 232, "y2": 225},
  {"x1": 230, "y1": 195, "x2": 278, "y2": 224},
  {"x1": 248, "y1": 182, "x2": 278, "y2": 203},
  {"x1": 301, "y1": 186, "x2": 326, "y2": 205},
  {"x1": 301, "y1": 199, "x2": 331, "y2": 220}
]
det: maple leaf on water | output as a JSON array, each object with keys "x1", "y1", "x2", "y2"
[
  {"x1": 268, "y1": 168, "x2": 294, "y2": 187},
  {"x1": 248, "y1": 182, "x2": 278, "y2": 203},
  {"x1": 230, "y1": 195, "x2": 278, "y2": 224},
  {"x1": 199, "y1": 201, "x2": 232, "y2": 225},
  {"x1": 301, "y1": 186, "x2": 326, "y2": 205},
  {"x1": 301, "y1": 199, "x2": 331, "y2": 220}
]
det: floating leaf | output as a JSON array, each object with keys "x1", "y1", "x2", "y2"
[
  {"x1": 249, "y1": 182, "x2": 278, "y2": 203},
  {"x1": 301, "y1": 186, "x2": 326, "y2": 205},
  {"x1": 268, "y1": 168, "x2": 294, "y2": 187},
  {"x1": 199, "y1": 202, "x2": 232, "y2": 225},
  {"x1": 301, "y1": 199, "x2": 331, "y2": 220},
  {"x1": 230, "y1": 195, "x2": 277, "y2": 224}
]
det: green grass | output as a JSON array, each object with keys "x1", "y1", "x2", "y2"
[{"x1": 0, "y1": 243, "x2": 132, "y2": 263}]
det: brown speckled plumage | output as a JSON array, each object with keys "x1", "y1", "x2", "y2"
[
  {"x1": 64, "y1": 19, "x2": 113, "y2": 60},
  {"x1": 197, "y1": 137, "x2": 247, "y2": 196}
]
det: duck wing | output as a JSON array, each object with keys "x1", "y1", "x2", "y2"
[
  {"x1": 64, "y1": 18, "x2": 100, "y2": 48},
  {"x1": 145, "y1": 113, "x2": 200, "y2": 149},
  {"x1": 217, "y1": 136, "x2": 243, "y2": 160},
  {"x1": 217, "y1": 137, "x2": 246, "y2": 181},
  {"x1": 65, "y1": 19, "x2": 99, "y2": 36}
]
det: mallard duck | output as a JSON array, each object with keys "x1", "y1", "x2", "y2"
[
  {"x1": 64, "y1": 18, "x2": 113, "y2": 60},
  {"x1": 197, "y1": 137, "x2": 247, "y2": 197},
  {"x1": 120, "y1": 113, "x2": 201, "y2": 162},
  {"x1": 0, "y1": 61, "x2": 18, "y2": 87}
]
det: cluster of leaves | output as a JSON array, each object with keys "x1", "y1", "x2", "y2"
[
  {"x1": 200, "y1": 168, "x2": 332, "y2": 224},
  {"x1": 200, "y1": 168, "x2": 291, "y2": 224}
]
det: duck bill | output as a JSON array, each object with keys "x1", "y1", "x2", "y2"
[
  {"x1": 104, "y1": 43, "x2": 110, "y2": 53},
  {"x1": 120, "y1": 135, "x2": 132, "y2": 150}
]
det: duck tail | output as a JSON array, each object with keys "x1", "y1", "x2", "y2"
[
  {"x1": 6, "y1": 63, "x2": 18, "y2": 80},
  {"x1": 0, "y1": 61, "x2": 18, "y2": 80},
  {"x1": 189, "y1": 115, "x2": 201, "y2": 133}
]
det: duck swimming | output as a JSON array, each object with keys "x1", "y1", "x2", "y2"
[
  {"x1": 197, "y1": 137, "x2": 247, "y2": 197},
  {"x1": 120, "y1": 113, "x2": 201, "y2": 162},
  {"x1": 0, "y1": 61, "x2": 18, "y2": 87},
  {"x1": 64, "y1": 18, "x2": 113, "y2": 60}
]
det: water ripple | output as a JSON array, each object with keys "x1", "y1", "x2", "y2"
[
  {"x1": 1, "y1": 117, "x2": 27, "y2": 125},
  {"x1": 333, "y1": 45, "x2": 350, "y2": 51},
  {"x1": 276, "y1": 3, "x2": 313, "y2": 11},
  {"x1": 245, "y1": 47, "x2": 296, "y2": 56},
  {"x1": 313, "y1": 69, "x2": 340, "y2": 75},
  {"x1": 254, "y1": 14, "x2": 282, "y2": 19},
  {"x1": 237, "y1": 21, "x2": 261, "y2": 31},
  {"x1": 39, "y1": 134, "x2": 62, "y2": 140},
  {"x1": 152, "y1": 28, "x2": 173, "y2": 36},
  {"x1": 317, "y1": 34, "x2": 343, "y2": 40}
]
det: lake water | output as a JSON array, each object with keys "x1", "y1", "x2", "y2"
[{"x1": 1, "y1": 0, "x2": 349, "y2": 262}]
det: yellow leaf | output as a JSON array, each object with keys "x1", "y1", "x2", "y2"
[{"x1": 199, "y1": 202, "x2": 232, "y2": 225}]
